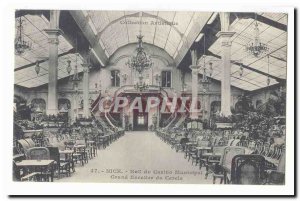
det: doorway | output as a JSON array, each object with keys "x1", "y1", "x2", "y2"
[{"x1": 133, "y1": 111, "x2": 148, "y2": 131}]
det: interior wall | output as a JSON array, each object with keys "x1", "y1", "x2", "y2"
[
  {"x1": 249, "y1": 84, "x2": 283, "y2": 109},
  {"x1": 16, "y1": 43, "x2": 247, "y2": 121}
]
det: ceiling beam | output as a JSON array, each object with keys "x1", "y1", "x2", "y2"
[
  {"x1": 178, "y1": 13, "x2": 220, "y2": 70},
  {"x1": 270, "y1": 54, "x2": 286, "y2": 62},
  {"x1": 69, "y1": 10, "x2": 109, "y2": 66},
  {"x1": 15, "y1": 10, "x2": 101, "y2": 72},
  {"x1": 235, "y1": 12, "x2": 287, "y2": 31},
  {"x1": 58, "y1": 11, "x2": 101, "y2": 68},
  {"x1": 15, "y1": 10, "x2": 48, "y2": 18},
  {"x1": 206, "y1": 50, "x2": 285, "y2": 83},
  {"x1": 179, "y1": 12, "x2": 286, "y2": 85},
  {"x1": 14, "y1": 48, "x2": 75, "y2": 72}
]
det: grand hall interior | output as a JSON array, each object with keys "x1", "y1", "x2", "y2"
[{"x1": 12, "y1": 10, "x2": 287, "y2": 185}]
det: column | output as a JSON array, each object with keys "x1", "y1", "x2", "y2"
[
  {"x1": 189, "y1": 49, "x2": 200, "y2": 119},
  {"x1": 216, "y1": 12, "x2": 235, "y2": 117},
  {"x1": 82, "y1": 64, "x2": 90, "y2": 118},
  {"x1": 189, "y1": 65, "x2": 200, "y2": 119},
  {"x1": 45, "y1": 10, "x2": 63, "y2": 115}
]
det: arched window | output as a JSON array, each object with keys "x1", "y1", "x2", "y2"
[
  {"x1": 211, "y1": 101, "x2": 221, "y2": 114},
  {"x1": 58, "y1": 98, "x2": 71, "y2": 112},
  {"x1": 31, "y1": 98, "x2": 46, "y2": 113}
]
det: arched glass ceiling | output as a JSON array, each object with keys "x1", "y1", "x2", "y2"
[
  {"x1": 204, "y1": 13, "x2": 287, "y2": 91},
  {"x1": 14, "y1": 11, "x2": 287, "y2": 92},
  {"x1": 14, "y1": 14, "x2": 83, "y2": 88},
  {"x1": 15, "y1": 53, "x2": 84, "y2": 88},
  {"x1": 87, "y1": 11, "x2": 212, "y2": 59}
]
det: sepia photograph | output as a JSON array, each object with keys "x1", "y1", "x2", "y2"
[{"x1": 3, "y1": 1, "x2": 295, "y2": 196}]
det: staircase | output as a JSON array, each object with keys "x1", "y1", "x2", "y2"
[{"x1": 175, "y1": 113, "x2": 187, "y2": 128}]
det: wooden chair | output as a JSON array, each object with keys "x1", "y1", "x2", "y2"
[
  {"x1": 191, "y1": 140, "x2": 210, "y2": 166},
  {"x1": 212, "y1": 146, "x2": 246, "y2": 184},
  {"x1": 173, "y1": 135, "x2": 185, "y2": 152},
  {"x1": 47, "y1": 146, "x2": 71, "y2": 178},
  {"x1": 74, "y1": 140, "x2": 89, "y2": 164},
  {"x1": 26, "y1": 147, "x2": 50, "y2": 160},
  {"x1": 16, "y1": 139, "x2": 34, "y2": 155},
  {"x1": 203, "y1": 146, "x2": 224, "y2": 179},
  {"x1": 25, "y1": 147, "x2": 51, "y2": 181},
  {"x1": 231, "y1": 154, "x2": 265, "y2": 184},
  {"x1": 266, "y1": 149, "x2": 285, "y2": 184},
  {"x1": 24, "y1": 138, "x2": 36, "y2": 147}
]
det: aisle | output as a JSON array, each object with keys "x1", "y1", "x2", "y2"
[{"x1": 58, "y1": 131, "x2": 210, "y2": 184}]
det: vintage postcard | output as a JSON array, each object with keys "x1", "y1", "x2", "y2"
[{"x1": 6, "y1": 3, "x2": 295, "y2": 196}]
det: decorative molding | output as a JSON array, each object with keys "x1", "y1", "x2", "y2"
[
  {"x1": 221, "y1": 40, "x2": 232, "y2": 47},
  {"x1": 216, "y1": 31, "x2": 235, "y2": 38},
  {"x1": 48, "y1": 38, "x2": 59, "y2": 45}
]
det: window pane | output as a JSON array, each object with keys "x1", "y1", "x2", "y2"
[
  {"x1": 111, "y1": 70, "x2": 120, "y2": 87},
  {"x1": 161, "y1": 71, "x2": 166, "y2": 87},
  {"x1": 167, "y1": 71, "x2": 171, "y2": 87},
  {"x1": 161, "y1": 71, "x2": 171, "y2": 88}
]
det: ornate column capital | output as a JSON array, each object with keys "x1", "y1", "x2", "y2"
[
  {"x1": 81, "y1": 63, "x2": 91, "y2": 73},
  {"x1": 45, "y1": 29, "x2": 64, "y2": 45},
  {"x1": 216, "y1": 31, "x2": 235, "y2": 38},
  {"x1": 189, "y1": 65, "x2": 201, "y2": 75},
  {"x1": 189, "y1": 65, "x2": 201, "y2": 71},
  {"x1": 216, "y1": 31, "x2": 235, "y2": 47}
]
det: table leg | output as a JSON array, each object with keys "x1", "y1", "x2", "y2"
[
  {"x1": 71, "y1": 153, "x2": 75, "y2": 172},
  {"x1": 50, "y1": 164, "x2": 54, "y2": 182}
]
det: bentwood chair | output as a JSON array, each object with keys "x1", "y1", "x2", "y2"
[
  {"x1": 212, "y1": 146, "x2": 246, "y2": 184},
  {"x1": 25, "y1": 147, "x2": 51, "y2": 181},
  {"x1": 26, "y1": 147, "x2": 50, "y2": 160},
  {"x1": 47, "y1": 146, "x2": 71, "y2": 178},
  {"x1": 191, "y1": 140, "x2": 210, "y2": 166},
  {"x1": 266, "y1": 149, "x2": 285, "y2": 185},
  {"x1": 231, "y1": 154, "x2": 265, "y2": 184},
  {"x1": 203, "y1": 146, "x2": 225, "y2": 180}
]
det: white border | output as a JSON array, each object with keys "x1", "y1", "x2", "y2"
[{"x1": 0, "y1": 0, "x2": 296, "y2": 196}]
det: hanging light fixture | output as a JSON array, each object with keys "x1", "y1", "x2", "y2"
[
  {"x1": 200, "y1": 34, "x2": 211, "y2": 93},
  {"x1": 69, "y1": 53, "x2": 82, "y2": 90},
  {"x1": 267, "y1": 55, "x2": 270, "y2": 86},
  {"x1": 15, "y1": 16, "x2": 32, "y2": 55},
  {"x1": 239, "y1": 63, "x2": 244, "y2": 77},
  {"x1": 126, "y1": 32, "x2": 153, "y2": 74},
  {"x1": 67, "y1": 35, "x2": 82, "y2": 90},
  {"x1": 245, "y1": 13, "x2": 269, "y2": 57},
  {"x1": 208, "y1": 62, "x2": 213, "y2": 77},
  {"x1": 35, "y1": 61, "x2": 40, "y2": 76},
  {"x1": 126, "y1": 15, "x2": 153, "y2": 91},
  {"x1": 66, "y1": 60, "x2": 72, "y2": 75}
]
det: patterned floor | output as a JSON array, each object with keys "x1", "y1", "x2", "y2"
[{"x1": 58, "y1": 131, "x2": 213, "y2": 184}]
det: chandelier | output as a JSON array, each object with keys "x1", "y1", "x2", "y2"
[
  {"x1": 199, "y1": 53, "x2": 213, "y2": 93},
  {"x1": 126, "y1": 33, "x2": 153, "y2": 74},
  {"x1": 245, "y1": 15, "x2": 269, "y2": 57},
  {"x1": 199, "y1": 35, "x2": 214, "y2": 93},
  {"x1": 134, "y1": 73, "x2": 149, "y2": 92},
  {"x1": 200, "y1": 66, "x2": 211, "y2": 93},
  {"x1": 67, "y1": 53, "x2": 82, "y2": 91},
  {"x1": 15, "y1": 16, "x2": 32, "y2": 55}
]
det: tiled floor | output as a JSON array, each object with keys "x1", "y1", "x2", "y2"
[{"x1": 58, "y1": 131, "x2": 213, "y2": 184}]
